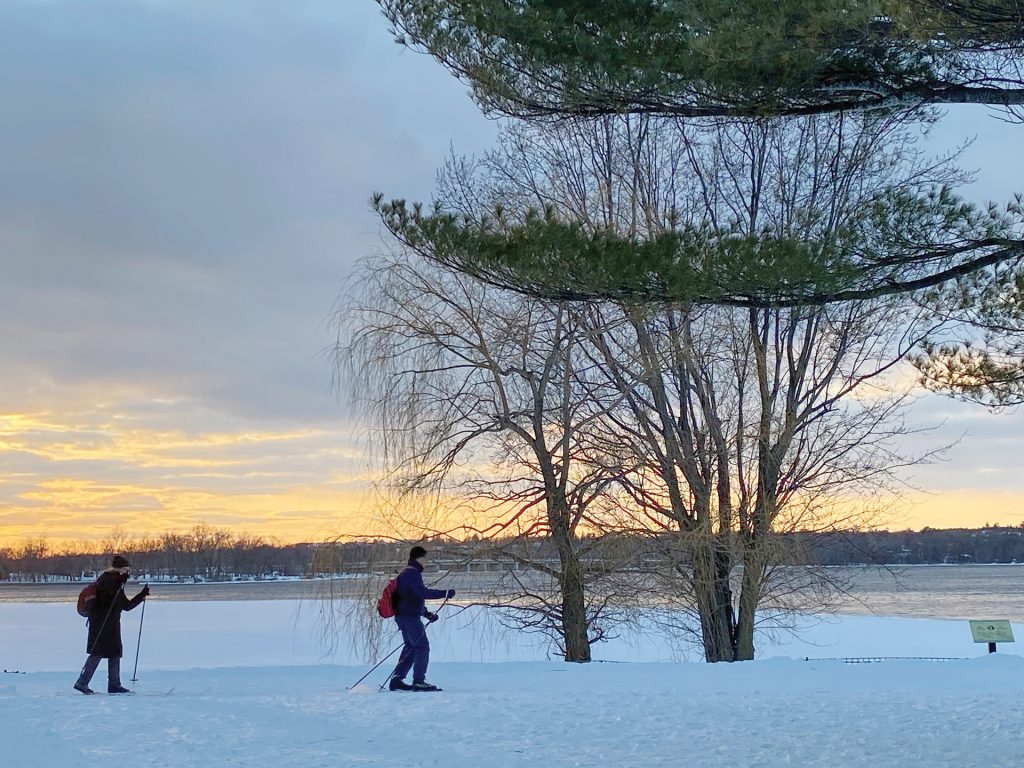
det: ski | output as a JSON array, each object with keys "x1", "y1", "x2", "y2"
[
  {"x1": 66, "y1": 687, "x2": 175, "y2": 697},
  {"x1": 387, "y1": 686, "x2": 443, "y2": 693},
  {"x1": 384, "y1": 679, "x2": 442, "y2": 692}
]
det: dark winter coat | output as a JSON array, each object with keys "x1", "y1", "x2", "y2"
[
  {"x1": 394, "y1": 560, "x2": 447, "y2": 617},
  {"x1": 86, "y1": 569, "x2": 145, "y2": 658}
]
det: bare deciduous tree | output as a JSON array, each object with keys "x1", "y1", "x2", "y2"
[
  {"x1": 334, "y1": 253, "x2": 627, "y2": 661},
  {"x1": 423, "y1": 112, "x2": 953, "y2": 661}
]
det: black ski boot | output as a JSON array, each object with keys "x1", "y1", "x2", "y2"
[
  {"x1": 388, "y1": 676, "x2": 412, "y2": 691},
  {"x1": 73, "y1": 682, "x2": 94, "y2": 695},
  {"x1": 108, "y1": 684, "x2": 132, "y2": 694},
  {"x1": 411, "y1": 681, "x2": 440, "y2": 692}
]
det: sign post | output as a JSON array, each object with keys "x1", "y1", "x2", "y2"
[{"x1": 968, "y1": 620, "x2": 1015, "y2": 653}]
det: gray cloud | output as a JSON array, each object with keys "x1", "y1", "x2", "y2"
[{"x1": 0, "y1": 0, "x2": 496, "y2": 424}]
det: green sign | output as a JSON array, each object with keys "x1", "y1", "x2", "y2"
[{"x1": 969, "y1": 620, "x2": 1015, "y2": 644}]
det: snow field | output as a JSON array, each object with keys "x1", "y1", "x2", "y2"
[{"x1": 2, "y1": 601, "x2": 1022, "y2": 767}]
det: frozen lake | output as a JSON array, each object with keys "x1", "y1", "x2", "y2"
[{"x1": 3, "y1": 564, "x2": 1024, "y2": 621}]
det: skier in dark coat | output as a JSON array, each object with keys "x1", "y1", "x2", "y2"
[
  {"x1": 388, "y1": 545, "x2": 455, "y2": 692},
  {"x1": 74, "y1": 554, "x2": 149, "y2": 694}
]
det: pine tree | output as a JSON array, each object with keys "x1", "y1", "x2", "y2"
[{"x1": 378, "y1": 1, "x2": 1024, "y2": 119}]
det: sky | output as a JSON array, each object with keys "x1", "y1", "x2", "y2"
[{"x1": 0, "y1": 1, "x2": 1023, "y2": 547}]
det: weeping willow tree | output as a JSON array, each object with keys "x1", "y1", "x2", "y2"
[
  {"x1": 377, "y1": 1, "x2": 1024, "y2": 119},
  {"x1": 334, "y1": 248, "x2": 632, "y2": 661}
]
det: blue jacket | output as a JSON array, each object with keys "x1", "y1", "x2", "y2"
[{"x1": 395, "y1": 559, "x2": 447, "y2": 617}]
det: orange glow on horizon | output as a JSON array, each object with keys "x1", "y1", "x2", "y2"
[
  {"x1": 0, "y1": 407, "x2": 387, "y2": 547},
  {"x1": 2, "y1": 406, "x2": 1024, "y2": 548}
]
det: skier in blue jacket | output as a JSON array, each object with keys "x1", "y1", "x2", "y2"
[{"x1": 389, "y1": 545, "x2": 455, "y2": 692}]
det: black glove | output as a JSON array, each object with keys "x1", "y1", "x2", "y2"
[
  {"x1": 425, "y1": 612, "x2": 439, "y2": 623},
  {"x1": 446, "y1": 589, "x2": 456, "y2": 599},
  {"x1": 139, "y1": 585, "x2": 151, "y2": 599}
]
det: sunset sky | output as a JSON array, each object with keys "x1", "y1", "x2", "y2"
[{"x1": 2, "y1": 1, "x2": 1024, "y2": 547}]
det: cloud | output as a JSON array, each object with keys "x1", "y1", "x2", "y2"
[{"x1": 0, "y1": 0, "x2": 496, "y2": 423}]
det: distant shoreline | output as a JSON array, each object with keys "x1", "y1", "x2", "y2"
[{"x1": 4, "y1": 559, "x2": 1024, "y2": 587}]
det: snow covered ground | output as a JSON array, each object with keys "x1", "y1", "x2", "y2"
[{"x1": 2, "y1": 601, "x2": 1022, "y2": 767}]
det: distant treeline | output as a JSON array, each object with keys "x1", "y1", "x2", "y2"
[
  {"x1": 796, "y1": 525, "x2": 1024, "y2": 566},
  {"x1": 3, "y1": 524, "x2": 1024, "y2": 581},
  {"x1": 0, "y1": 526, "x2": 429, "y2": 582}
]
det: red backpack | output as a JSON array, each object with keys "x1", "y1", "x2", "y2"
[
  {"x1": 376, "y1": 567, "x2": 411, "y2": 618},
  {"x1": 76, "y1": 581, "x2": 98, "y2": 617}
]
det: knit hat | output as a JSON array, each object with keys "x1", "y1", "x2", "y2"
[
  {"x1": 111, "y1": 555, "x2": 130, "y2": 569},
  {"x1": 409, "y1": 545, "x2": 428, "y2": 560}
]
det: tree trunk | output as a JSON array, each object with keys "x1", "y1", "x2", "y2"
[
  {"x1": 735, "y1": 546, "x2": 764, "y2": 661},
  {"x1": 559, "y1": 553, "x2": 591, "y2": 662},
  {"x1": 552, "y1": 516, "x2": 591, "y2": 662},
  {"x1": 691, "y1": 536, "x2": 735, "y2": 662}
]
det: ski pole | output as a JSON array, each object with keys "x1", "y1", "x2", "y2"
[
  {"x1": 346, "y1": 640, "x2": 405, "y2": 690},
  {"x1": 131, "y1": 591, "x2": 146, "y2": 682},
  {"x1": 378, "y1": 596, "x2": 450, "y2": 692}
]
